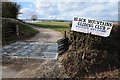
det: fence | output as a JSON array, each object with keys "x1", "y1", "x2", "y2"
[
  {"x1": 2, "y1": 18, "x2": 20, "y2": 45},
  {"x1": 57, "y1": 36, "x2": 69, "y2": 54}
]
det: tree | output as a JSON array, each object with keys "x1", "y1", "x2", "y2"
[
  {"x1": 2, "y1": 2, "x2": 21, "y2": 19},
  {"x1": 31, "y1": 15, "x2": 37, "y2": 21},
  {"x1": 2, "y1": 2, "x2": 21, "y2": 45}
]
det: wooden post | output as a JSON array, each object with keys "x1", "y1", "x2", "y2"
[
  {"x1": 16, "y1": 24, "x2": 19, "y2": 36},
  {"x1": 64, "y1": 31, "x2": 66, "y2": 38},
  {"x1": 82, "y1": 33, "x2": 91, "y2": 60},
  {"x1": 69, "y1": 22, "x2": 72, "y2": 43},
  {"x1": 74, "y1": 32, "x2": 77, "y2": 50},
  {"x1": 72, "y1": 31, "x2": 77, "y2": 51},
  {"x1": 16, "y1": 20, "x2": 19, "y2": 36}
]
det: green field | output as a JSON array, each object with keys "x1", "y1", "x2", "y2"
[
  {"x1": 31, "y1": 22, "x2": 70, "y2": 34},
  {"x1": 19, "y1": 24, "x2": 39, "y2": 36}
]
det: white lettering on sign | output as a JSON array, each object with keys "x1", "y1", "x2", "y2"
[{"x1": 71, "y1": 17, "x2": 113, "y2": 37}]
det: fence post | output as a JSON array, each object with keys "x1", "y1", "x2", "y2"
[
  {"x1": 74, "y1": 32, "x2": 76, "y2": 50},
  {"x1": 64, "y1": 31, "x2": 66, "y2": 38},
  {"x1": 16, "y1": 24, "x2": 19, "y2": 36},
  {"x1": 82, "y1": 33, "x2": 91, "y2": 60},
  {"x1": 16, "y1": 20, "x2": 19, "y2": 36}
]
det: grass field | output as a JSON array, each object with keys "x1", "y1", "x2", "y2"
[
  {"x1": 31, "y1": 22, "x2": 70, "y2": 34},
  {"x1": 19, "y1": 24, "x2": 39, "y2": 36}
]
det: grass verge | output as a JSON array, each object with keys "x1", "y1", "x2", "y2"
[
  {"x1": 19, "y1": 23, "x2": 39, "y2": 37},
  {"x1": 29, "y1": 22, "x2": 70, "y2": 34}
]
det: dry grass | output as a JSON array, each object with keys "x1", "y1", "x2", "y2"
[{"x1": 61, "y1": 22, "x2": 120, "y2": 78}]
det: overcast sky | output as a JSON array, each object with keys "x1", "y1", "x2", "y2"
[{"x1": 17, "y1": 0, "x2": 119, "y2": 21}]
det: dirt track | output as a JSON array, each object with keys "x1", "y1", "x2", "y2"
[
  {"x1": 2, "y1": 25, "x2": 68, "y2": 78},
  {"x1": 28, "y1": 26, "x2": 63, "y2": 42}
]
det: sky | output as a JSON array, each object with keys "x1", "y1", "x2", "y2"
[{"x1": 16, "y1": 0, "x2": 119, "y2": 21}]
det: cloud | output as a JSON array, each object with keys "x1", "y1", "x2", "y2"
[
  {"x1": 34, "y1": 1, "x2": 61, "y2": 19},
  {"x1": 20, "y1": 8, "x2": 31, "y2": 13},
  {"x1": 56, "y1": 2, "x2": 118, "y2": 20},
  {"x1": 29, "y1": 4, "x2": 32, "y2": 7},
  {"x1": 32, "y1": 0, "x2": 118, "y2": 2},
  {"x1": 18, "y1": 0, "x2": 118, "y2": 21},
  {"x1": 18, "y1": 8, "x2": 38, "y2": 19}
]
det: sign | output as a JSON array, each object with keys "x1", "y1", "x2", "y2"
[{"x1": 71, "y1": 17, "x2": 113, "y2": 37}]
